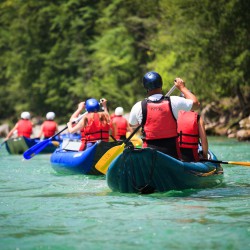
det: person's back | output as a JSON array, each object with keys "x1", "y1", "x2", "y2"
[
  {"x1": 129, "y1": 71, "x2": 200, "y2": 158},
  {"x1": 112, "y1": 107, "x2": 131, "y2": 141},
  {"x1": 67, "y1": 98, "x2": 110, "y2": 151},
  {"x1": 141, "y1": 96, "x2": 179, "y2": 157},
  {"x1": 177, "y1": 110, "x2": 200, "y2": 161},
  {"x1": 83, "y1": 112, "x2": 110, "y2": 143},
  {"x1": 5, "y1": 111, "x2": 33, "y2": 139},
  {"x1": 40, "y1": 112, "x2": 58, "y2": 139},
  {"x1": 17, "y1": 120, "x2": 33, "y2": 138},
  {"x1": 177, "y1": 92, "x2": 208, "y2": 161}
]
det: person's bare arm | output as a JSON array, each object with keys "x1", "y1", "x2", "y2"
[
  {"x1": 175, "y1": 78, "x2": 200, "y2": 110},
  {"x1": 67, "y1": 118, "x2": 84, "y2": 134},
  {"x1": 127, "y1": 121, "x2": 133, "y2": 133},
  {"x1": 69, "y1": 102, "x2": 86, "y2": 123},
  {"x1": 111, "y1": 121, "x2": 117, "y2": 138},
  {"x1": 100, "y1": 98, "x2": 108, "y2": 113},
  {"x1": 38, "y1": 124, "x2": 44, "y2": 138},
  {"x1": 198, "y1": 117, "x2": 208, "y2": 159},
  {"x1": 5, "y1": 123, "x2": 18, "y2": 140}
]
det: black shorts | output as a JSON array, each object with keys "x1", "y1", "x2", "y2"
[{"x1": 144, "y1": 137, "x2": 179, "y2": 159}]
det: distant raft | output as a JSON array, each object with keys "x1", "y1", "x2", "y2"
[
  {"x1": 50, "y1": 140, "x2": 123, "y2": 175},
  {"x1": 107, "y1": 147, "x2": 224, "y2": 194},
  {"x1": 5, "y1": 136, "x2": 59, "y2": 155}
]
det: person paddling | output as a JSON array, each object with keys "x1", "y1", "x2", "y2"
[
  {"x1": 67, "y1": 98, "x2": 111, "y2": 151},
  {"x1": 5, "y1": 112, "x2": 33, "y2": 140},
  {"x1": 129, "y1": 71, "x2": 200, "y2": 158},
  {"x1": 111, "y1": 107, "x2": 132, "y2": 141},
  {"x1": 38, "y1": 112, "x2": 59, "y2": 139},
  {"x1": 177, "y1": 92, "x2": 208, "y2": 161}
]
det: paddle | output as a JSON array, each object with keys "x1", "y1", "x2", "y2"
[
  {"x1": 23, "y1": 112, "x2": 87, "y2": 160},
  {"x1": 95, "y1": 84, "x2": 177, "y2": 174},
  {"x1": 165, "y1": 85, "x2": 176, "y2": 98},
  {"x1": 0, "y1": 141, "x2": 5, "y2": 150},
  {"x1": 200, "y1": 159, "x2": 250, "y2": 167},
  {"x1": 95, "y1": 124, "x2": 142, "y2": 174}
]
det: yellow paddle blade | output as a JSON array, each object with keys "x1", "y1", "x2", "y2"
[
  {"x1": 52, "y1": 141, "x2": 60, "y2": 147},
  {"x1": 228, "y1": 161, "x2": 250, "y2": 167},
  {"x1": 95, "y1": 143, "x2": 125, "y2": 174},
  {"x1": 126, "y1": 132, "x2": 142, "y2": 148}
]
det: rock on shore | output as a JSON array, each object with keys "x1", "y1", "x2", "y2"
[{"x1": 201, "y1": 100, "x2": 250, "y2": 141}]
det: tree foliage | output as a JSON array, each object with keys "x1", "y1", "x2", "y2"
[{"x1": 0, "y1": 0, "x2": 249, "y2": 123}]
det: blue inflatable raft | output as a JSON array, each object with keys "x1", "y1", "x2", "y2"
[
  {"x1": 107, "y1": 147, "x2": 224, "y2": 194},
  {"x1": 50, "y1": 140, "x2": 123, "y2": 175}
]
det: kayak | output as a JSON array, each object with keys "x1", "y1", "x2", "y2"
[
  {"x1": 107, "y1": 147, "x2": 224, "y2": 194},
  {"x1": 50, "y1": 140, "x2": 123, "y2": 175},
  {"x1": 5, "y1": 136, "x2": 60, "y2": 155}
]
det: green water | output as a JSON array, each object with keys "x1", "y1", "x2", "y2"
[{"x1": 0, "y1": 137, "x2": 249, "y2": 250}]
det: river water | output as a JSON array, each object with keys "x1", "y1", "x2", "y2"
[{"x1": 0, "y1": 137, "x2": 249, "y2": 250}]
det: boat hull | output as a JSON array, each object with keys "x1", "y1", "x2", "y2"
[
  {"x1": 5, "y1": 136, "x2": 59, "y2": 155},
  {"x1": 107, "y1": 147, "x2": 224, "y2": 194},
  {"x1": 50, "y1": 140, "x2": 123, "y2": 175}
]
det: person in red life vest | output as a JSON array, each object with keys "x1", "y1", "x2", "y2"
[
  {"x1": 129, "y1": 71, "x2": 200, "y2": 158},
  {"x1": 67, "y1": 98, "x2": 111, "y2": 151},
  {"x1": 177, "y1": 93, "x2": 208, "y2": 161},
  {"x1": 38, "y1": 112, "x2": 59, "y2": 139},
  {"x1": 112, "y1": 107, "x2": 132, "y2": 141},
  {"x1": 5, "y1": 111, "x2": 33, "y2": 139}
]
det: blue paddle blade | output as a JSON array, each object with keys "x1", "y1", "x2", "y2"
[
  {"x1": 0, "y1": 141, "x2": 5, "y2": 149},
  {"x1": 23, "y1": 139, "x2": 51, "y2": 160}
]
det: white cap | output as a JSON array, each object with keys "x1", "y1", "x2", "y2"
[
  {"x1": 115, "y1": 107, "x2": 124, "y2": 116},
  {"x1": 21, "y1": 112, "x2": 31, "y2": 120},
  {"x1": 46, "y1": 112, "x2": 55, "y2": 120}
]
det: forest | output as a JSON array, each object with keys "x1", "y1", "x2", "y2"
[{"x1": 0, "y1": 0, "x2": 249, "y2": 125}]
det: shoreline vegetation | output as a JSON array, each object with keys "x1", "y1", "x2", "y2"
[
  {"x1": 1, "y1": 95, "x2": 249, "y2": 142},
  {"x1": 201, "y1": 96, "x2": 250, "y2": 141},
  {"x1": 0, "y1": 1, "x2": 249, "y2": 132}
]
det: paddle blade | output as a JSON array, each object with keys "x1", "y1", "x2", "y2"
[
  {"x1": 0, "y1": 141, "x2": 5, "y2": 150},
  {"x1": 228, "y1": 161, "x2": 250, "y2": 167},
  {"x1": 23, "y1": 139, "x2": 51, "y2": 160},
  {"x1": 95, "y1": 143, "x2": 125, "y2": 174},
  {"x1": 51, "y1": 140, "x2": 60, "y2": 147}
]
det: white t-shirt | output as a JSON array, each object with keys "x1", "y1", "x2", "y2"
[{"x1": 129, "y1": 94, "x2": 193, "y2": 126}]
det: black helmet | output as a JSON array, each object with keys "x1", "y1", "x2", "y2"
[{"x1": 142, "y1": 71, "x2": 163, "y2": 91}]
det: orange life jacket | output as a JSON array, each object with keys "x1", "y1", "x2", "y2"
[
  {"x1": 17, "y1": 119, "x2": 32, "y2": 138},
  {"x1": 82, "y1": 113, "x2": 110, "y2": 143},
  {"x1": 42, "y1": 120, "x2": 57, "y2": 138},
  {"x1": 141, "y1": 97, "x2": 177, "y2": 140},
  {"x1": 112, "y1": 116, "x2": 127, "y2": 139},
  {"x1": 177, "y1": 110, "x2": 199, "y2": 149}
]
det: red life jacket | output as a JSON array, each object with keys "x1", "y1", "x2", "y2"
[
  {"x1": 78, "y1": 128, "x2": 86, "y2": 151},
  {"x1": 17, "y1": 119, "x2": 32, "y2": 138},
  {"x1": 141, "y1": 97, "x2": 177, "y2": 140},
  {"x1": 177, "y1": 110, "x2": 199, "y2": 149},
  {"x1": 83, "y1": 113, "x2": 110, "y2": 143},
  {"x1": 112, "y1": 116, "x2": 127, "y2": 139},
  {"x1": 42, "y1": 120, "x2": 57, "y2": 138}
]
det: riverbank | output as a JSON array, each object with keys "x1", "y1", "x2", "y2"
[
  {"x1": 201, "y1": 96, "x2": 250, "y2": 141},
  {"x1": 1, "y1": 97, "x2": 249, "y2": 141}
]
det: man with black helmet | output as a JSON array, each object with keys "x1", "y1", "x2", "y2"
[{"x1": 129, "y1": 71, "x2": 200, "y2": 158}]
